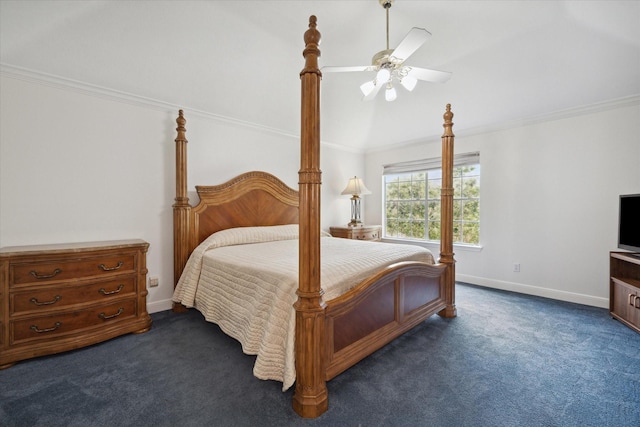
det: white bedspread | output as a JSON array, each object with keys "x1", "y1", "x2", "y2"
[{"x1": 172, "y1": 225, "x2": 434, "y2": 390}]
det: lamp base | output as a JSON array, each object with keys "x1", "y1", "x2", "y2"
[{"x1": 346, "y1": 220, "x2": 364, "y2": 227}]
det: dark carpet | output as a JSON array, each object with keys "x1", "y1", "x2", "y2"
[{"x1": 1, "y1": 283, "x2": 638, "y2": 427}]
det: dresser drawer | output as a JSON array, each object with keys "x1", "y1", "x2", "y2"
[
  {"x1": 10, "y1": 276, "x2": 136, "y2": 316},
  {"x1": 10, "y1": 254, "x2": 136, "y2": 286},
  {"x1": 330, "y1": 225, "x2": 382, "y2": 241},
  {"x1": 10, "y1": 299, "x2": 137, "y2": 345},
  {"x1": 350, "y1": 228, "x2": 380, "y2": 241}
]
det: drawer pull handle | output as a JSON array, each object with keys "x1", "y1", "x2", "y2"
[
  {"x1": 630, "y1": 294, "x2": 636, "y2": 306},
  {"x1": 99, "y1": 307, "x2": 124, "y2": 320},
  {"x1": 635, "y1": 296, "x2": 640, "y2": 309},
  {"x1": 30, "y1": 322, "x2": 62, "y2": 334},
  {"x1": 98, "y1": 261, "x2": 124, "y2": 271},
  {"x1": 99, "y1": 284, "x2": 125, "y2": 295},
  {"x1": 30, "y1": 268, "x2": 62, "y2": 279},
  {"x1": 30, "y1": 295, "x2": 62, "y2": 306}
]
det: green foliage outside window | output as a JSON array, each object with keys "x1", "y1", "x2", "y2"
[{"x1": 385, "y1": 165, "x2": 480, "y2": 245}]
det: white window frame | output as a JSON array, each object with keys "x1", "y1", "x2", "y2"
[{"x1": 382, "y1": 152, "x2": 481, "y2": 247}]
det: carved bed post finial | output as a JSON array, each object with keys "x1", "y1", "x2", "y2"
[
  {"x1": 176, "y1": 110, "x2": 187, "y2": 140},
  {"x1": 439, "y1": 104, "x2": 457, "y2": 318},
  {"x1": 442, "y1": 103, "x2": 454, "y2": 137},
  {"x1": 301, "y1": 15, "x2": 322, "y2": 77},
  {"x1": 294, "y1": 15, "x2": 328, "y2": 419}
]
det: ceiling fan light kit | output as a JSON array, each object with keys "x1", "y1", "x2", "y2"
[{"x1": 323, "y1": 0, "x2": 451, "y2": 102}]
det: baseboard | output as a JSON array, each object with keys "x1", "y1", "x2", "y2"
[
  {"x1": 456, "y1": 274, "x2": 609, "y2": 309},
  {"x1": 147, "y1": 298, "x2": 174, "y2": 314},
  {"x1": 145, "y1": 278, "x2": 609, "y2": 314}
]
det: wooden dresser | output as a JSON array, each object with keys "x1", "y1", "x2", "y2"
[
  {"x1": 0, "y1": 239, "x2": 152, "y2": 369},
  {"x1": 330, "y1": 225, "x2": 382, "y2": 241}
]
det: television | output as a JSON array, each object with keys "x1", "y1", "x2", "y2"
[{"x1": 618, "y1": 194, "x2": 640, "y2": 253}]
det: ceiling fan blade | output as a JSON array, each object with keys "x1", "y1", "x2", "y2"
[
  {"x1": 407, "y1": 67, "x2": 452, "y2": 83},
  {"x1": 390, "y1": 27, "x2": 431, "y2": 62},
  {"x1": 322, "y1": 66, "x2": 375, "y2": 73}
]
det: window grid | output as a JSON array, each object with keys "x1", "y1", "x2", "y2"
[{"x1": 384, "y1": 165, "x2": 480, "y2": 245}]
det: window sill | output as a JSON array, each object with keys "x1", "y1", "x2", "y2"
[{"x1": 381, "y1": 237, "x2": 483, "y2": 252}]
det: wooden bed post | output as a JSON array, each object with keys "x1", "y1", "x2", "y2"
[
  {"x1": 438, "y1": 104, "x2": 457, "y2": 318},
  {"x1": 293, "y1": 15, "x2": 328, "y2": 418},
  {"x1": 173, "y1": 110, "x2": 190, "y2": 312}
]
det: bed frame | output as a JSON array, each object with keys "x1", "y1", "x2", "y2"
[{"x1": 172, "y1": 16, "x2": 456, "y2": 418}]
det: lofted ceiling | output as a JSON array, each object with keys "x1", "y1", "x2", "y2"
[{"x1": 1, "y1": 1, "x2": 639, "y2": 151}]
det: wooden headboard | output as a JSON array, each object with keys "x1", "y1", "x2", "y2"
[
  {"x1": 172, "y1": 111, "x2": 299, "y2": 285},
  {"x1": 192, "y1": 171, "x2": 299, "y2": 242}
]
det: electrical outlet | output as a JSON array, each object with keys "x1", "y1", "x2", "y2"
[
  {"x1": 149, "y1": 277, "x2": 159, "y2": 287},
  {"x1": 513, "y1": 264, "x2": 521, "y2": 273}
]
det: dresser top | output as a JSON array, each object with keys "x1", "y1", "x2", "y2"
[
  {"x1": 0, "y1": 239, "x2": 149, "y2": 257},
  {"x1": 330, "y1": 225, "x2": 381, "y2": 231}
]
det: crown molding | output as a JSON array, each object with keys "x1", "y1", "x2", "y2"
[
  {"x1": 366, "y1": 94, "x2": 640, "y2": 154},
  {"x1": 0, "y1": 63, "x2": 364, "y2": 153},
  {"x1": 5, "y1": 63, "x2": 632, "y2": 156},
  {"x1": 0, "y1": 63, "x2": 301, "y2": 142}
]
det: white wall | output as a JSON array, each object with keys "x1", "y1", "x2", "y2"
[
  {"x1": 365, "y1": 100, "x2": 640, "y2": 308},
  {"x1": 5, "y1": 72, "x2": 634, "y2": 312},
  {"x1": 0, "y1": 74, "x2": 361, "y2": 312}
]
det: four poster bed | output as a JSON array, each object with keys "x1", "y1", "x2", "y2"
[{"x1": 171, "y1": 16, "x2": 456, "y2": 418}]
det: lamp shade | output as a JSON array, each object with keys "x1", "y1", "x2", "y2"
[
  {"x1": 341, "y1": 176, "x2": 371, "y2": 196},
  {"x1": 375, "y1": 68, "x2": 390, "y2": 85},
  {"x1": 360, "y1": 80, "x2": 376, "y2": 97},
  {"x1": 385, "y1": 85, "x2": 397, "y2": 102},
  {"x1": 400, "y1": 75, "x2": 418, "y2": 92}
]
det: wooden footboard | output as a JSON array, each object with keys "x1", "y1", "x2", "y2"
[{"x1": 324, "y1": 261, "x2": 447, "y2": 380}]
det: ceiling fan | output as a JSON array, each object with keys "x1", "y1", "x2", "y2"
[{"x1": 322, "y1": 0, "x2": 451, "y2": 102}]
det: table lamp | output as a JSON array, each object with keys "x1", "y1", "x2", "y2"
[{"x1": 341, "y1": 176, "x2": 371, "y2": 226}]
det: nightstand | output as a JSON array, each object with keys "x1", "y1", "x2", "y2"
[{"x1": 329, "y1": 225, "x2": 382, "y2": 241}]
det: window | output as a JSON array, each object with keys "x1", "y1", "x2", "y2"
[{"x1": 383, "y1": 152, "x2": 480, "y2": 245}]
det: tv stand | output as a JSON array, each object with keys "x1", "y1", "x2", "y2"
[{"x1": 610, "y1": 252, "x2": 640, "y2": 334}]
